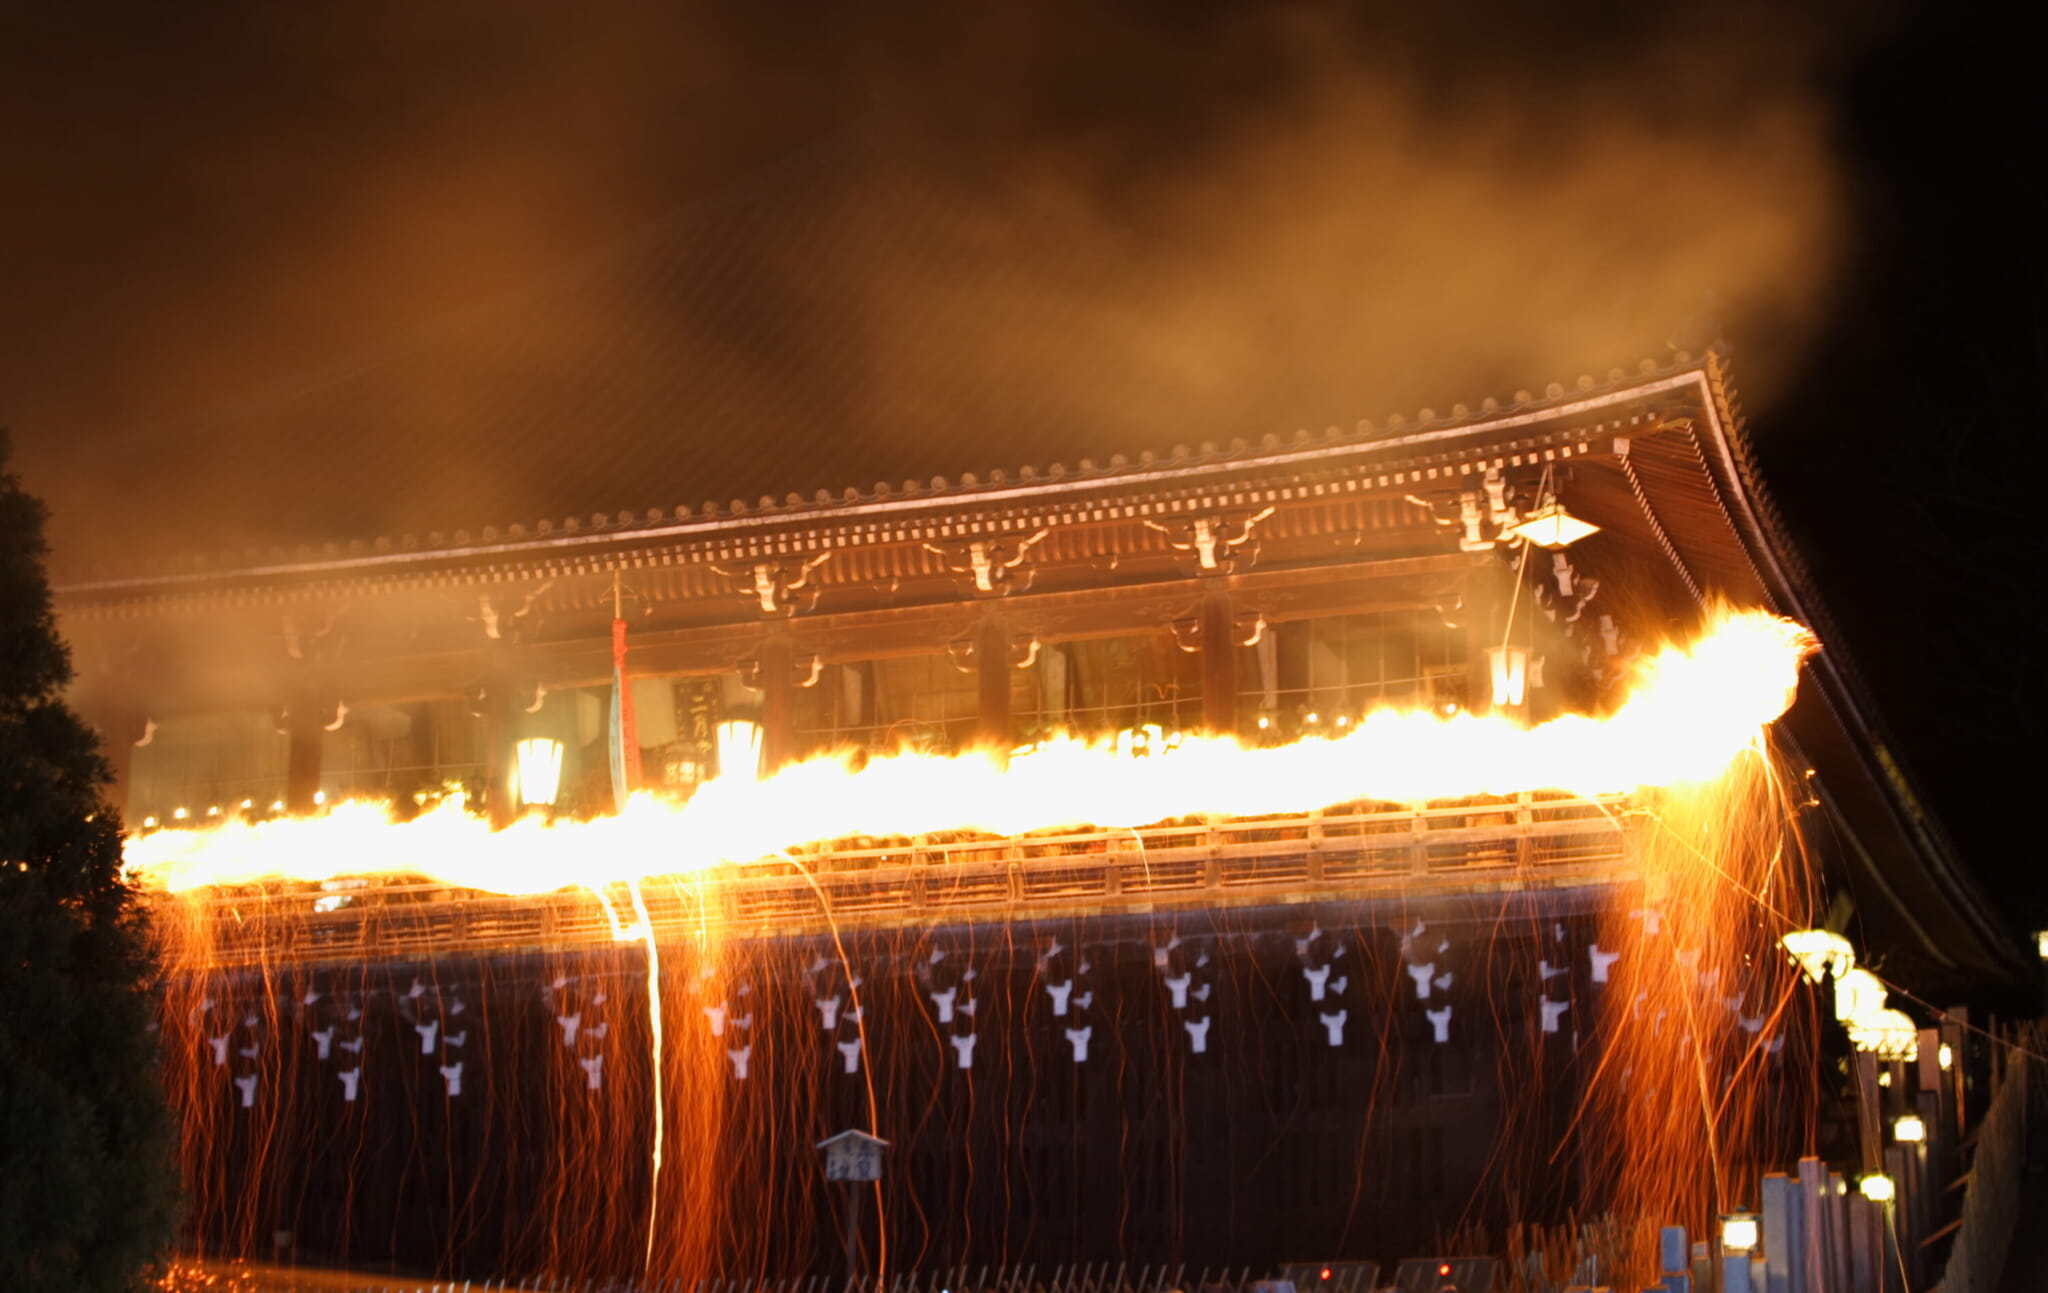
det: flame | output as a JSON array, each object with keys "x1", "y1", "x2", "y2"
[{"x1": 123, "y1": 607, "x2": 1815, "y2": 896}]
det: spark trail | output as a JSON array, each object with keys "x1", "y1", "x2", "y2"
[{"x1": 123, "y1": 608, "x2": 1814, "y2": 895}]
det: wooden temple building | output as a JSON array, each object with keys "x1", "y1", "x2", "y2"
[{"x1": 50, "y1": 352, "x2": 2030, "y2": 1278}]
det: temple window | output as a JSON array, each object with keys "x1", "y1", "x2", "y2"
[
  {"x1": 127, "y1": 712, "x2": 288, "y2": 825},
  {"x1": 792, "y1": 652, "x2": 980, "y2": 758},
  {"x1": 1013, "y1": 630, "x2": 1202, "y2": 743},
  {"x1": 1237, "y1": 608, "x2": 1465, "y2": 740},
  {"x1": 319, "y1": 699, "x2": 486, "y2": 809}
]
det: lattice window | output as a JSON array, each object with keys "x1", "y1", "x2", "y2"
[
  {"x1": 792, "y1": 653, "x2": 980, "y2": 758},
  {"x1": 321, "y1": 700, "x2": 486, "y2": 806},
  {"x1": 128, "y1": 712, "x2": 288, "y2": 825},
  {"x1": 1014, "y1": 630, "x2": 1203, "y2": 743},
  {"x1": 1237, "y1": 608, "x2": 1465, "y2": 739}
]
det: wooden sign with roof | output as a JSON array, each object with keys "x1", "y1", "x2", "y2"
[{"x1": 817, "y1": 1128, "x2": 889, "y2": 1183}]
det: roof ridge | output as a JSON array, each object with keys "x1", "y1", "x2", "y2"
[{"x1": 64, "y1": 351, "x2": 1710, "y2": 583}]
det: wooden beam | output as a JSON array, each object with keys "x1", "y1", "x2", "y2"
[
  {"x1": 284, "y1": 690, "x2": 324, "y2": 814},
  {"x1": 104, "y1": 552, "x2": 1475, "y2": 716},
  {"x1": 974, "y1": 614, "x2": 1012, "y2": 750},
  {"x1": 757, "y1": 634, "x2": 797, "y2": 773},
  {"x1": 1199, "y1": 590, "x2": 1236, "y2": 736}
]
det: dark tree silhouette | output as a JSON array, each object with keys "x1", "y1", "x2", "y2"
[{"x1": 0, "y1": 428, "x2": 179, "y2": 1290}]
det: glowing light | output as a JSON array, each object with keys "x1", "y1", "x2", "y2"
[
  {"x1": 1782, "y1": 928, "x2": 1854, "y2": 985},
  {"x1": 515, "y1": 737, "x2": 566, "y2": 808},
  {"x1": 1305, "y1": 712, "x2": 1319, "y2": 725},
  {"x1": 1487, "y1": 645, "x2": 1529, "y2": 707},
  {"x1": 239, "y1": 799, "x2": 253, "y2": 810},
  {"x1": 1508, "y1": 500, "x2": 1600, "y2": 548},
  {"x1": 1720, "y1": 1213, "x2": 1759, "y2": 1254},
  {"x1": 123, "y1": 609, "x2": 1814, "y2": 898},
  {"x1": 1939, "y1": 1043, "x2": 1954, "y2": 1071},
  {"x1": 715, "y1": 720, "x2": 764, "y2": 782},
  {"x1": 173, "y1": 807, "x2": 189, "y2": 821},
  {"x1": 1833, "y1": 968, "x2": 1887, "y2": 1022},
  {"x1": 142, "y1": 816, "x2": 158, "y2": 829},
  {"x1": 1829, "y1": 962, "x2": 1918, "y2": 1061},
  {"x1": 1851, "y1": 1009, "x2": 1918, "y2": 1062},
  {"x1": 207, "y1": 806, "x2": 221, "y2": 817},
  {"x1": 312, "y1": 790, "x2": 326, "y2": 806},
  {"x1": 2036, "y1": 929, "x2": 2048, "y2": 961},
  {"x1": 1858, "y1": 1174, "x2": 1894, "y2": 1203},
  {"x1": 1894, "y1": 1114, "x2": 1924, "y2": 1143},
  {"x1": 1257, "y1": 715, "x2": 1271, "y2": 730}
]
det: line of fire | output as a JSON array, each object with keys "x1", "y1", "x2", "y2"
[{"x1": 55, "y1": 353, "x2": 2031, "y2": 1289}]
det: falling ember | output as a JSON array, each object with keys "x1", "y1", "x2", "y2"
[
  {"x1": 122, "y1": 607, "x2": 1814, "y2": 894},
  {"x1": 135, "y1": 605, "x2": 1825, "y2": 1289}
]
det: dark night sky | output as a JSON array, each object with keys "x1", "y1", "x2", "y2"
[{"x1": 3, "y1": 5, "x2": 2041, "y2": 917}]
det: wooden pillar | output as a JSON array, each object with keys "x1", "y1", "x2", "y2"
[
  {"x1": 1853, "y1": 1050, "x2": 1884, "y2": 1174},
  {"x1": 481, "y1": 659, "x2": 519, "y2": 827},
  {"x1": 758, "y1": 633, "x2": 797, "y2": 773},
  {"x1": 1463, "y1": 554, "x2": 1519, "y2": 719},
  {"x1": 83, "y1": 704, "x2": 146, "y2": 821},
  {"x1": 284, "y1": 688, "x2": 326, "y2": 814},
  {"x1": 1199, "y1": 589, "x2": 1237, "y2": 736},
  {"x1": 975, "y1": 615, "x2": 1012, "y2": 750}
]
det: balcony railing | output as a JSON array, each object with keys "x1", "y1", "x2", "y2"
[{"x1": 161, "y1": 792, "x2": 1638, "y2": 968}]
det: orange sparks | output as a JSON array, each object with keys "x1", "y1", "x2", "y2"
[{"x1": 122, "y1": 607, "x2": 1815, "y2": 896}]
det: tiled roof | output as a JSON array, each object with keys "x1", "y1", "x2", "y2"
[{"x1": 54, "y1": 346, "x2": 1707, "y2": 587}]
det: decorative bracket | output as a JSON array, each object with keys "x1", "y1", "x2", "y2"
[
  {"x1": 945, "y1": 632, "x2": 1040, "y2": 671},
  {"x1": 712, "y1": 554, "x2": 832, "y2": 617},
  {"x1": 1407, "y1": 468, "x2": 1535, "y2": 552},
  {"x1": 1170, "y1": 610, "x2": 1266, "y2": 652},
  {"x1": 923, "y1": 530, "x2": 1048, "y2": 596},
  {"x1": 738, "y1": 652, "x2": 823, "y2": 690},
  {"x1": 472, "y1": 580, "x2": 555, "y2": 642},
  {"x1": 280, "y1": 607, "x2": 346, "y2": 662},
  {"x1": 1143, "y1": 506, "x2": 1273, "y2": 573}
]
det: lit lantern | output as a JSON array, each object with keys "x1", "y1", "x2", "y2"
[
  {"x1": 514, "y1": 737, "x2": 566, "y2": 808},
  {"x1": 1507, "y1": 499, "x2": 1600, "y2": 548},
  {"x1": 1487, "y1": 646, "x2": 1529, "y2": 708},
  {"x1": 1847, "y1": 1007, "x2": 1919, "y2": 1062},
  {"x1": 1894, "y1": 1114, "x2": 1925, "y2": 1143},
  {"x1": 1719, "y1": 1212, "x2": 1759, "y2": 1255},
  {"x1": 1782, "y1": 929, "x2": 1855, "y2": 985},
  {"x1": 715, "y1": 720, "x2": 764, "y2": 781},
  {"x1": 1833, "y1": 967, "x2": 1887, "y2": 1023}
]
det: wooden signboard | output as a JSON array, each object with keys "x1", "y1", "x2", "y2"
[{"x1": 817, "y1": 1128, "x2": 888, "y2": 1183}]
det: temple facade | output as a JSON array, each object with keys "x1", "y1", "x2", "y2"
[{"x1": 53, "y1": 353, "x2": 2025, "y2": 1279}]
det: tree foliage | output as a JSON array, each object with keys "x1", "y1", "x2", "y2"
[{"x1": 0, "y1": 428, "x2": 179, "y2": 1290}]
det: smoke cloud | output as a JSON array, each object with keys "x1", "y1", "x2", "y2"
[{"x1": 1, "y1": 3, "x2": 1864, "y2": 574}]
